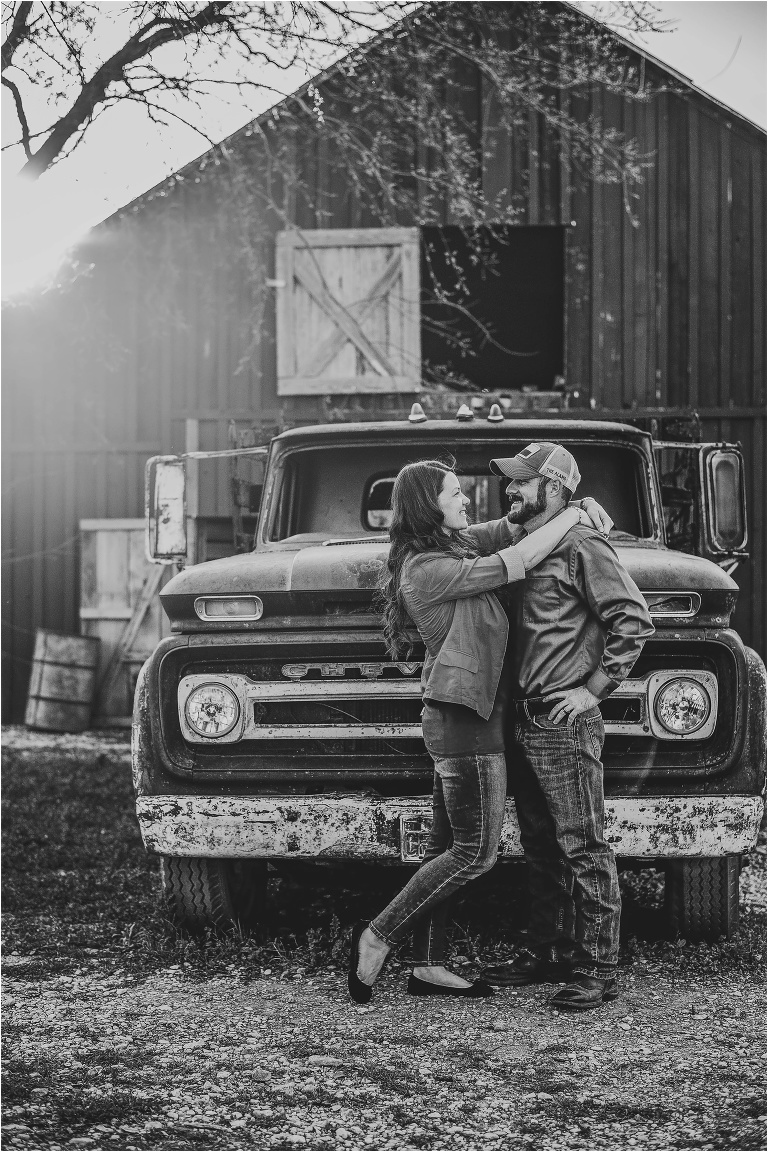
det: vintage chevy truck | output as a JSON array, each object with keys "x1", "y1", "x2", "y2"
[{"x1": 132, "y1": 412, "x2": 766, "y2": 941}]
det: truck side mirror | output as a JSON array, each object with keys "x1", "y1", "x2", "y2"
[
  {"x1": 703, "y1": 446, "x2": 747, "y2": 553},
  {"x1": 655, "y1": 442, "x2": 748, "y2": 563},
  {"x1": 146, "y1": 456, "x2": 187, "y2": 563}
]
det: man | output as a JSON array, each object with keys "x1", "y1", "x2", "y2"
[{"x1": 477, "y1": 443, "x2": 655, "y2": 1011}]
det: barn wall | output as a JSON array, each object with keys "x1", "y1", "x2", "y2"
[{"x1": 2, "y1": 30, "x2": 765, "y2": 720}]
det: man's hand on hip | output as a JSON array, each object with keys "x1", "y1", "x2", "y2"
[{"x1": 542, "y1": 686, "x2": 601, "y2": 726}]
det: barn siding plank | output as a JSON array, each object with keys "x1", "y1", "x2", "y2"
[
  {"x1": 632, "y1": 94, "x2": 651, "y2": 409},
  {"x1": 752, "y1": 149, "x2": 767, "y2": 407},
  {"x1": 698, "y1": 120, "x2": 720, "y2": 408},
  {"x1": 643, "y1": 94, "x2": 658, "y2": 408},
  {"x1": 621, "y1": 96, "x2": 635, "y2": 409},
  {"x1": 687, "y1": 103, "x2": 701, "y2": 408},
  {"x1": 719, "y1": 125, "x2": 732, "y2": 410},
  {"x1": 481, "y1": 67, "x2": 512, "y2": 215},
  {"x1": 667, "y1": 93, "x2": 689, "y2": 408},
  {"x1": 565, "y1": 97, "x2": 592, "y2": 402},
  {"x1": 729, "y1": 135, "x2": 752, "y2": 409},
  {"x1": 655, "y1": 92, "x2": 670, "y2": 408},
  {"x1": 590, "y1": 88, "x2": 607, "y2": 408}
]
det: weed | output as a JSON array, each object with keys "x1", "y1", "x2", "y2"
[
  {"x1": 586, "y1": 1102, "x2": 676, "y2": 1122},
  {"x1": 356, "y1": 1063, "x2": 415, "y2": 1097},
  {"x1": 54, "y1": 1088, "x2": 159, "y2": 1131}
]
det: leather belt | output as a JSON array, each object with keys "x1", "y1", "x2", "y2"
[{"x1": 510, "y1": 696, "x2": 552, "y2": 722}]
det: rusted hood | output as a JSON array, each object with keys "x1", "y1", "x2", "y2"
[
  {"x1": 162, "y1": 541, "x2": 390, "y2": 598},
  {"x1": 163, "y1": 538, "x2": 737, "y2": 597}
]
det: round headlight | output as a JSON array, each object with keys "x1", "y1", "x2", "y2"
[
  {"x1": 654, "y1": 678, "x2": 711, "y2": 735},
  {"x1": 185, "y1": 683, "x2": 240, "y2": 738}
]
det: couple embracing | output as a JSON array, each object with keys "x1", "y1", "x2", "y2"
[{"x1": 348, "y1": 443, "x2": 654, "y2": 1012}]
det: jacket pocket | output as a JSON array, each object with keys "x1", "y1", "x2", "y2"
[{"x1": 437, "y1": 647, "x2": 479, "y2": 674}]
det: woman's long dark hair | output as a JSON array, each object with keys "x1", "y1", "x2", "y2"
[{"x1": 377, "y1": 457, "x2": 478, "y2": 659}]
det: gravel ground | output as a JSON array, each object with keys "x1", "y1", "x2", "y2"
[{"x1": 2, "y1": 745, "x2": 766, "y2": 1151}]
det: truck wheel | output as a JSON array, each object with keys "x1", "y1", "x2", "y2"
[
  {"x1": 159, "y1": 857, "x2": 267, "y2": 933},
  {"x1": 664, "y1": 856, "x2": 740, "y2": 941}
]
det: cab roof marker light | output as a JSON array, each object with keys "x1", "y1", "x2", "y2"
[
  {"x1": 487, "y1": 404, "x2": 504, "y2": 423},
  {"x1": 408, "y1": 402, "x2": 427, "y2": 423},
  {"x1": 456, "y1": 403, "x2": 474, "y2": 421}
]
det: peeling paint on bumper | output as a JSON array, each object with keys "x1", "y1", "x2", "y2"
[{"x1": 135, "y1": 794, "x2": 764, "y2": 860}]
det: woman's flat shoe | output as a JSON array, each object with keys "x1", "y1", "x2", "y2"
[
  {"x1": 347, "y1": 920, "x2": 373, "y2": 1004},
  {"x1": 407, "y1": 974, "x2": 495, "y2": 998}
]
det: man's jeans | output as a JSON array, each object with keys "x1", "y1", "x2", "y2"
[
  {"x1": 370, "y1": 753, "x2": 506, "y2": 965},
  {"x1": 511, "y1": 706, "x2": 620, "y2": 979}
]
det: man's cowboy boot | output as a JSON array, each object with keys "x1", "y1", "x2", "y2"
[{"x1": 549, "y1": 975, "x2": 619, "y2": 1011}]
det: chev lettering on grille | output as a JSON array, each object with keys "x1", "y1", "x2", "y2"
[{"x1": 281, "y1": 662, "x2": 422, "y2": 680}]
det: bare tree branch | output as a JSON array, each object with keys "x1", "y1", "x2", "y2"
[
  {"x1": 1, "y1": 0, "x2": 32, "y2": 71},
  {"x1": 13, "y1": 1, "x2": 235, "y2": 177},
  {"x1": 1, "y1": 73, "x2": 32, "y2": 158}
]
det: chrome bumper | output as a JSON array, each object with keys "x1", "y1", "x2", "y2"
[{"x1": 136, "y1": 794, "x2": 764, "y2": 861}]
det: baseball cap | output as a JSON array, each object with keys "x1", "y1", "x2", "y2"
[{"x1": 489, "y1": 442, "x2": 581, "y2": 493}]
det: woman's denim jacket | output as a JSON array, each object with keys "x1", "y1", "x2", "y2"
[{"x1": 400, "y1": 529, "x2": 526, "y2": 721}]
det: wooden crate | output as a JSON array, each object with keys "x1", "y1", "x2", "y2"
[{"x1": 79, "y1": 520, "x2": 172, "y2": 723}]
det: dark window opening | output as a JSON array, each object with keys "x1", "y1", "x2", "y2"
[{"x1": 421, "y1": 225, "x2": 565, "y2": 392}]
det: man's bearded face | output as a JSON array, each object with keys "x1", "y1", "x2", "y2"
[{"x1": 505, "y1": 475, "x2": 548, "y2": 523}]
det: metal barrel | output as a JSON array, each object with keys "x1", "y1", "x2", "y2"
[{"x1": 24, "y1": 630, "x2": 101, "y2": 733}]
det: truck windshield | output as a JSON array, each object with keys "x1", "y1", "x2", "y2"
[{"x1": 266, "y1": 442, "x2": 652, "y2": 542}]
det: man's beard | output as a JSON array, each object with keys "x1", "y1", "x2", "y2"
[{"x1": 506, "y1": 478, "x2": 548, "y2": 523}]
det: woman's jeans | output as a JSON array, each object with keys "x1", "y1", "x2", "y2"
[
  {"x1": 369, "y1": 753, "x2": 506, "y2": 965},
  {"x1": 511, "y1": 707, "x2": 621, "y2": 979}
]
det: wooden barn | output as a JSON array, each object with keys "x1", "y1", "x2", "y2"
[{"x1": 2, "y1": 3, "x2": 765, "y2": 722}]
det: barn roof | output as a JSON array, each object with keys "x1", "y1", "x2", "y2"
[{"x1": 105, "y1": 0, "x2": 765, "y2": 227}]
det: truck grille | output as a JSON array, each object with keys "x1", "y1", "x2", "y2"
[
  {"x1": 162, "y1": 639, "x2": 738, "y2": 783},
  {"x1": 179, "y1": 667, "x2": 715, "y2": 746},
  {"x1": 254, "y1": 699, "x2": 423, "y2": 727}
]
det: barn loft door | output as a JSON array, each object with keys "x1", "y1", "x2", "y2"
[{"x1": 276, "y1": 228, "x2": 421, "y2": 395}]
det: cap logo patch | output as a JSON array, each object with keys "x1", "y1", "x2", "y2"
[
  {"x1": 542, "y1": 463, "x2": 569, "y2": 484},
  {"x1": 518, "y1": 444, "x2": 540, "y2": 458}
]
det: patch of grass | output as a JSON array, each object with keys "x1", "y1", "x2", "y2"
[
  {"x1": 2, "y1": 1055, "x2": 56, "y2": 1102},
  {"x1": 585, "y1": 1102, "x2": 676, "y2": 1122},
  {"x1": 355, "y1": 1063, "x2": 418, "y2": 1097},
  {"x1": 54, "y1": 1088, "x2": 159, "y2": 1131},
  {"x1": 78, "y1": 1048, "x2": 154, "y2": 1070},
  {"x1": 440, "y1": 1041, "x2": 489, "y2": 1070}
]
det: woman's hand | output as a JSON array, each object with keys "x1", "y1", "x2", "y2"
[{"x1": 577, "y1": 497, "x2": 613, "y2": 535}]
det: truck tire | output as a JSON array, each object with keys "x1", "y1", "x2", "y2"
[
  {"x1": 664, "y1": 856, "x2": 740, "y2": 942},
  {"x1": 159, "y1": 857, "x2": 267, "y2": 933}
]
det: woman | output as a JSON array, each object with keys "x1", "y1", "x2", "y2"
[{"x1": 348, "y1": 458, "x2": 606, "y2": 1002}]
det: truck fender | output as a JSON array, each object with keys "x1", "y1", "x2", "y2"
[
  {"x1": 131, "y1": 658, "x2": 154, "y2": 800},
  {"x1": 744, "y1": 646, "x2": 767, "y2": 796}
]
